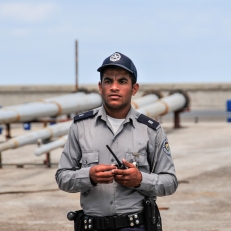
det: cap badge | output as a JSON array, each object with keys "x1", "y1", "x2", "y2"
[{"x1": 110, "y1": 52, "x2": 121, "y2": 62}]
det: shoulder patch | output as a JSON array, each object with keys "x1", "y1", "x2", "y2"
[
  {"x1": 74, "y1": 110, "x2": 96, "y2": 123},
  {"x1": 163, "y1": 138, "x2": 171, "y2": 155},
  {"x1": 137, "y1": 114, "x2": 160, "y2": 130}
]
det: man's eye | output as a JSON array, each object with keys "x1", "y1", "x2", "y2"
[
  {"x1": 120, "y1": 79, "x2": 127, "y2": 84},
  {"x1": 104, "y1": 79, "x2": 111, "y2": 84}
]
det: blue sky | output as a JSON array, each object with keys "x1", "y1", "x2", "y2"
[{"x1": 0, "y1": 0, "x2": 231, "y2": 85}]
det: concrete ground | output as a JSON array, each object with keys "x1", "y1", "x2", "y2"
[{"x1": 0, "y1": 114, "x2": 231, "y2": 231}]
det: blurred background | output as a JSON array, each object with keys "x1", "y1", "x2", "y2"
[{"x1": 0, "y1": 1, "x2": 231, "y2": 231}]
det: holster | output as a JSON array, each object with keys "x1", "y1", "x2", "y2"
[
  {"x1": 143, "y1": 197, "x2": 162, "y2": 231},
  {"x1": 67, "y1": 210, "x2": 84, "y2": 231}
]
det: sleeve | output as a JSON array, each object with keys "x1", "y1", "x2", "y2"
[
  {"x1": 135, "y1": 127, "x2": 178, "y2": 197},
  {"x1": 55, "y1": 122, "x2": 94, "y2": 193}
]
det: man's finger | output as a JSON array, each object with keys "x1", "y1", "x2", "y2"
[
  {"x1": 114, "y1": 175, "x2": 126, "y2": 181},
  {"x1": 96, "y1": 172, "x2": 115, "y2": 178},
  {"x1": 97, "y1": 176, "x2": 114, "y2": 181},
  {"x1": 122, "y1": 159, "x2": 136, "y2": 168},
  {"x1": 94, "y1": 165, "x2": 117, "y2": 172},
  {"x1": 112, "y1": 169, "x2": 124, "y2": 175}
]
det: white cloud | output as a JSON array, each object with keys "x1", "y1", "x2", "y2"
[{"x1": 0, "y1": 2, "x2": 56, "y2": 23}]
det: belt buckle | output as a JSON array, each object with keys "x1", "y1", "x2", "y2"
[{"x1": 128, "y1": 213, "x2": 140, "y2": 227}]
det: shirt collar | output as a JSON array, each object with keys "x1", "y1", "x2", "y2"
[{"x1": 95, "y1": 105, "x2": 139, "y2": 128}]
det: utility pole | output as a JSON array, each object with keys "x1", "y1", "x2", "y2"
[{"x1": 75, "y1": 40, "x2": 78, "y2": 91}]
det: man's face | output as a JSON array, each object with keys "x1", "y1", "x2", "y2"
[{"x1": 98, "y1": 67, "x2": 139, "y2": 111}]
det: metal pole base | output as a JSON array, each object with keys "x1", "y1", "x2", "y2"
[
  {"x1": 44, "y1": 152, "x2": 51, "y2": 168},
  {"x1": 174, "y1": 111, "x2": 181, "y2": 129},
  {"x1": 5, "y1": 123, "x2": 11, "y2": 140},
  {"x1": 0, "y1": 152, "x2": 2, "y2": 169}
]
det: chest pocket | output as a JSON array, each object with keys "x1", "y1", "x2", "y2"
[
  {"x1": 125, "y1": 152, "x2": 149, "y2": 167},
  {"x1": 80, "y1": 152, "x2": 99, "y2": 167}
]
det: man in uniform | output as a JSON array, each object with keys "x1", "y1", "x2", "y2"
[{"x1": 55, "y1": 52, "x2": 178, "y2": 231}]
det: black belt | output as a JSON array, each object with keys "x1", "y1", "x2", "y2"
[{"x1": 83, "y1": 212, "x2": 144, "y2": 230}]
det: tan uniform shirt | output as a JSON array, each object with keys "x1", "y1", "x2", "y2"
[{"x1": 55, "y1": 106, "x2": 177, "y2": 216}]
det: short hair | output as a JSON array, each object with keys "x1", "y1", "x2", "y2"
[{"x1": 100, "y1": 66, "x2": 136, "y2": 85}]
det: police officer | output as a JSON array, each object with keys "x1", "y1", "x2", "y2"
[{"x1": 56, "y1": 52, "x2": 178, "y2": 231}]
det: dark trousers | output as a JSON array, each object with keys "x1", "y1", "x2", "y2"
[{"x1": 95, "y1": 225, "x2": 145, "y2": 231}]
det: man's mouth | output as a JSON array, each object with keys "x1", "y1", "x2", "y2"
[{"x1": 109, "y1": 94, "x2": 121, "y2": 99}]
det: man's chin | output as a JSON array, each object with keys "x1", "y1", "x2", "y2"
[
  {"x1": 108, "y1": 104, "x2": 122, "y2": 109},
  {"x1": 105, "y1": 103, "x2": 124, "y2": 110}
]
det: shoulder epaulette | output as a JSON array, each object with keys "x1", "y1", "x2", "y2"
[
  {"x1": 74, "y1": 110, "x2": 97, "y2": 123},
  {"x1": 137, "y1": 114, "x2": 160, "y2": 130}
]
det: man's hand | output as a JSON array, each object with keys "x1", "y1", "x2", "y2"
[
  {"x1": 112, "y1": 159, "x2": 142, "y2": 188},
  {"x1": 90, "y1": 164, "x2": 117, "y2": 184}
]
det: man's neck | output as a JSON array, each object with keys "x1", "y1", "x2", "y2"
[{"x1": 103, "y1": 104, "x2": 131, "y2": 119}]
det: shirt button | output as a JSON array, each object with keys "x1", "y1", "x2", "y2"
[
  {"x1": 110, "y1": 201, "x2": 113, "y2": 205},
  {"x1": 111, "y1": 159, "x2": 114, "y2": 162}
]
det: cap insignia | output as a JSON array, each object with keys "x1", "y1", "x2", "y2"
[{"x1": 110, "y1": 52, "x2": 121, "y2": 62}]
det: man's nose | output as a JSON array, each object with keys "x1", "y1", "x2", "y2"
[{"x1": 110, "y1": 82, "x2": 119, "y2": 91}]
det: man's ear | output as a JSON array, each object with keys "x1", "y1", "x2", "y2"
[
  {"x1": 132, "y1": 83, "x2": 139, "y2": 96},
  {"x1": 98, "y1": 81, "x2": 102, "y2": 94}
]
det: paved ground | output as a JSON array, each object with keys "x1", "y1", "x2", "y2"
[{"x1": 0, "y1": 117, "x2": 231, "y2": 231}]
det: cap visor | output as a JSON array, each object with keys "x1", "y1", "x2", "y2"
[{"x1": 97, "y1": 64, "x2": 134, "y2": 74}]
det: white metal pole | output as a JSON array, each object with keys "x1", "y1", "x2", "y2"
[
  {"x1": 34, "y1": 135, "x2": 68, "y2": 156},
  {"x1": 137, "y1": 93, "x2": 186, "y2": 117},
  {"x1": 0, "y1": 92, "x2": 102, "y2": 123},
  {"x1": 131, "y1": 94, "x2": 159, "y2": 109},
  {"x1": 0, "y1": 121, "x2": 72, "y2": 152}
]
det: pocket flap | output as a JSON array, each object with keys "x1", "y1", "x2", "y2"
[{"x1": 81, "y1": 152, "x2": 99, "y2": 164}]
